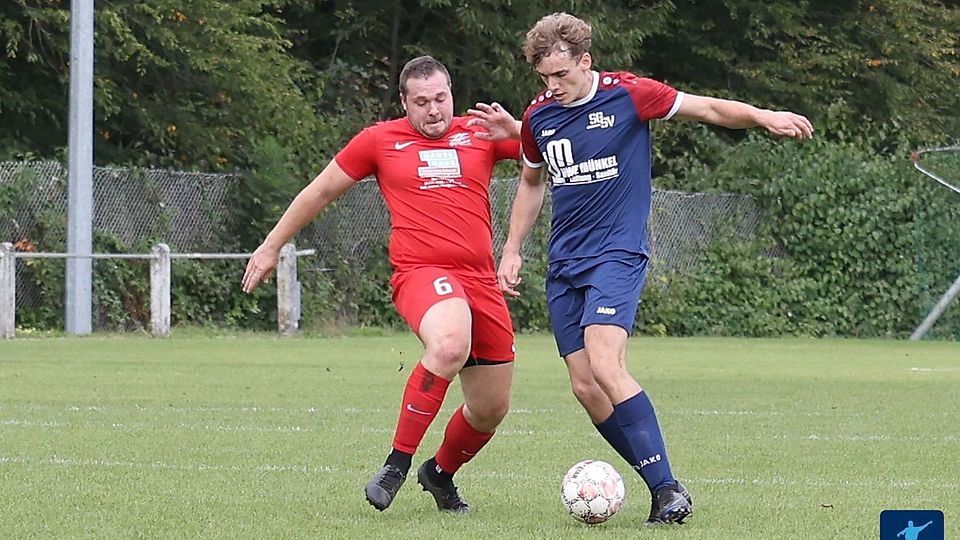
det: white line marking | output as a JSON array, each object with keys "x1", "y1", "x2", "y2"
[
  {"x1": 473, "y1": 470, "x2": 960, "y2": 490},
  {"x1": 1, "y1": 419, "x2": 70, "y2": 427},
  {"x1": 772, "y1": 433, "x2": 960, "y2": 443},
  {"x1": 7, "y1": 420, "x2": 953, "y2": 445},
  {"x1": 3, "y1": 455, "x2": 958, "y2": 491},
  {"x1": 0, "y1": 419, "x2": 314, "y2": 433},
  {"x1": 688, "y1": 476, "x2": 960, "y2": 490},
  {"x1": 0, "y1": 455, "x2": 336, "y2": 474}
]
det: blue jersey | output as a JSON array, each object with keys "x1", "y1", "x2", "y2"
[{"x1": 520, "y1": 71, "x2": 682, "y2": 262}]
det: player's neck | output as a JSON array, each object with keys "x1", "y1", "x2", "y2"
[{"x1": 566, "y1": 71, "x2": 598, "y2": 107}]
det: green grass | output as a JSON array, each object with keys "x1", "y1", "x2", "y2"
[{"x1": 1, "y1": 335, "x2": 958, "y2": 539}]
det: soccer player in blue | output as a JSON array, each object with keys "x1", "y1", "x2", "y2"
[{"x1": 495, "y1": 12, "x2": 813, "y2": 525}]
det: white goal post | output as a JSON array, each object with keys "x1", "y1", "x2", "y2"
[
  {"x1": 909, "y1": 145, "x2": 960, "y2": 340},
  {"x1": 0, "y1": 242, "x2": 313, "y2": 339}
]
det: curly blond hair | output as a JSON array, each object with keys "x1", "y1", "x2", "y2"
[{"x1": 523, "y1": 13, "x2": 592, "y2": 66}]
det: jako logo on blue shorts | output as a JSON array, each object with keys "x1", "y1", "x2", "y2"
[{"x1": 879, "y1": 510, "x2": 944, "y2": 540}]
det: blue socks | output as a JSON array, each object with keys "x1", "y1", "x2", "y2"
[
  {"x1": 594, "y1": 413, "x2": 635, "y2": 465},
  {"x1": 612, "y1": 391, "x2": 675, "y2": 491}
]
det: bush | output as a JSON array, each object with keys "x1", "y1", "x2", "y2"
[
  {"x1": 5, "y1": 122, "x2": 959, "y2": 339},
  {"x1": 640, "y1": 125, "x2": 960, "y2": 339}
]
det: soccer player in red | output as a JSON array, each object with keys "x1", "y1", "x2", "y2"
[{"x1": 241, "y1": 56, "x2": 521, "y2": 513}]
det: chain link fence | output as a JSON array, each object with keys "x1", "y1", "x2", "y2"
[
  {"x1": 2, "y1": 161, "x2": 765, "y2": 329},
  {"x1": 305, "y1": 177, "x2": 765, "y2": 277},
  {"x1": 1, "y1": 161, "x2": 235, "y2": 252},
  {"x1": 1, "y1": 161, "x2": 237, "y2": 329}
]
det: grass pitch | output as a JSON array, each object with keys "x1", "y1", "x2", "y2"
[{"x1": 1, "y1": 334, "x2": 958, "y2": 539}]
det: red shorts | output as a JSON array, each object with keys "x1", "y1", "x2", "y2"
[{"x1": 391, "y1": 267, "x2": 515, "y2": 362}]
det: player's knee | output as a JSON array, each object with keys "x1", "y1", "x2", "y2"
[
  {"x1": 465, "y1": 399, "x2": 509, "y2": 431},
  {"x1": 589, "y1": 361, "x2": 627, "y2": 388},
  {"x1": 480, "y1": 401, "x2": 510, "y2": 426},
  {"x1": 570, "y1": 378, "x2": 604, "y2": 406},
  {"x1": 426, "y1": 334, "x2": 471, "y2": 368}
]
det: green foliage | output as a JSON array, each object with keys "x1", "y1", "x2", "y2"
[
  {"x1": 330, "y1": 250, "x2": 405, "y2": 329},
  {"x1": 505, "y1": 217, "x2": 552, "y2": 333},
  {"x1": 171, "y1": 259, "x2": 263, "y2": 328},
  {"x1": 635, "y1": 121, "x2": 960, "y2": 339},
  {"x1": 278, "y1": 0, "x2": 675, "y2": 116},
  {"x1": 4, "y1": 0, "x2": 960, "y2": 338},
  {"x1": 641, "y1": 236, "x2": 854, "y2": 338},
  {"x1": 1, "y1": 0, "x2": 327, "y2": 178},
  {"x1": 4, "y1": 0, "x2": 959, "y2": 173},
  {"x1": 713, "y1": 134, "x2": 922, "y2": 337},
  {"x1": 14, "y1": 256, "x2": 65, "y2": 330},
  {"x1": 91, "y1": 234, "x2": 151, "y2": 330},
  {"x1": 650, "y1": 121, "x2": 733, "y2": 190},
  {"x1": 11, "y1": 200, "x2": 68, "y2": 329},
  {"x1": 227, "y1": 136, "x2": 302, "y2": 249},
  {"x1": 295, "y1": 263, "x2": 340, "y2": 330},
  {"x1": 15, "y1": 230, "x2": 153, "y2": 331},
  {"x1": 0, "y1": 165, "x2": 40, "y2": 225},
  {"x1": 640, "y1": 0, "x2": 960, "y2": 153}
]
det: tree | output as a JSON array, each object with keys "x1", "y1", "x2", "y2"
[
  {"x1": 276, "y1": 0, "x2": 675, "y2": 118},
  {"x1": 1, "y1": 0, "x2": 325, "y2": 174},
  {"x1": 639, "y1": 0, "x2": 960, "y2": 147}
]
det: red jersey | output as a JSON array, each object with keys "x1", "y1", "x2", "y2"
[{"x1": 335, "y1": 116, "x2": 520, "y2": 276}]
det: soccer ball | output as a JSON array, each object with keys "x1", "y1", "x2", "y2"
[{"x1": 560, "y1": 459, "x2": 626, "y2": 524}]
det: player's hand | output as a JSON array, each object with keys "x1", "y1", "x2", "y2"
[
  {"x1": 466, "y1": 102, "x2": 521, "y2": 141},
  {"x1": 242, "y1": 243, "x2": 279, "y2": 293},
  {"x1": 761, "y1": 110, "x2": 814, "y2": 140},
  {"x1": 497, "y1": 250, "x2": 523, "y2": 298}
]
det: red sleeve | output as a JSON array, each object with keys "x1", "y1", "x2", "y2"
[
  {"x1": 520, "y1": 115, "x2": 543, "y2": 166},
  {"x1": 334, "y1": 126, "x2": 378, "y2": 181},
  {"x1": 619, "y1": 72, "x2": 679, "y2": 121},
  {"x1": 493, "y1": 138, "x2": 521, "y2": 162}
]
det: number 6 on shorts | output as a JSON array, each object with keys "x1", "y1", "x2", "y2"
[{"x1": 433, "y1": 276, "x2": 453, "y2": 295}]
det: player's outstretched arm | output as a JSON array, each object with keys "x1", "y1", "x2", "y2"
[
  {"x1": 466, "y1": 102, "x2": 522, "y2": 141},
  {"x1": 242, "y1": 160, "x2": 355, "y2": 293},
  {"x1": 676, "y1": 94, "x2": 813, "y2": 140},
  {"x1": 498, "y1": 164, "x2": 547, "y2": 297}
]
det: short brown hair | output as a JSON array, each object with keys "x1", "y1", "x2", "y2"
[
  {"x1": 523, "y1": 13, "x2": 592, "y2": 66},
  {"x1": 399, "y1": 56, "x2": 451, "y2": 96}
]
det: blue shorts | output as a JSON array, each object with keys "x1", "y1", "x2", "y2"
[{"x1": 546, "y1": 253, "x2": 649, "y2": 357}]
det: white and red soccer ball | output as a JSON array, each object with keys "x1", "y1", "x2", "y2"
[{"x1": 560, "y1": 459, "x2": 626, "y2": 524}]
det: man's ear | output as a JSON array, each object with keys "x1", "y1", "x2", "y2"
[{"x1": 580, "y1": 52, "x2": 593, "y2": 70}]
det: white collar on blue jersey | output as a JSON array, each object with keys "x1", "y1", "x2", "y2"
[{"x1": 563, "y1": 71, "x2": 600, "y2": 108}]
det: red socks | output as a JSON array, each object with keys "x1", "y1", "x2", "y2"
[
  {"x1": 435, "y1": 405, "x2": 495, "y2": 474},
  {"x1": 391, "y1": 364, "x2": 496, "y2": 474},
  {"x1": 391, "y1": 362, "x2": 451, "y2": 455}
]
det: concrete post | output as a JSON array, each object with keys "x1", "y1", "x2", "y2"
[
  {"x1": 0, "y1": 242, "x2": 15, "y2": 339},
  {"x1": 150, "y1": 243, "x2": 171, "y2": 337},
  {"x1": 277, "y1": 243, "x2": 300, "y2": 336}
]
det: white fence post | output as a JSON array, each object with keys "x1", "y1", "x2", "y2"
[
  {"x1": 1, "y1": 242, "x2": 14, "y2": 339},
  {"x1": 277, "y1": 243, "x2": 300, "y2": 336},
  {"x1": 150, "y1": 243, "x2": 171, "y2": 337}
]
